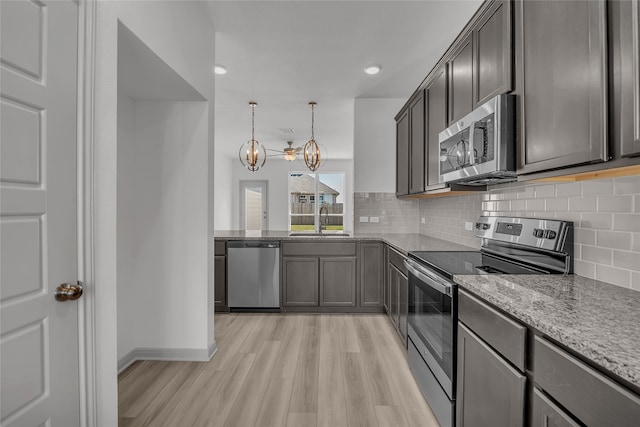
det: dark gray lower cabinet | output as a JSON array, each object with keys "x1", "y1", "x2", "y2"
[
  {"x1": 534, "y1": 336, "x2": 640, "y2": 426},
  {"x1": 387, "y1": 262, "x2": 408, "y2": 346},
  {"x1": 214, "y1": 241, "x2": 228, "y2": 312},
  {"x1": 214, "y1": 255, "x2": 228, "y2": 312},
  {"x1": 532, "y1": 388, "x2": 580, "y2": 427},
  {"x1": 319, "y1": 257, "x2": 356, "y2": 307},
  {"x1": 360, "y1": 242, "x2": 384, "y2": 307},
  {"x1": 457, "y1": 323, "x2": 526, "y2": 427},
  {"x1": 282, "y1": 257, "x2": 319, "y2": 306}
]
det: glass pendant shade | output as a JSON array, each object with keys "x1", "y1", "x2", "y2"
[
  {"x1": 239, "y1": 102, "x2": 266, "y2": 171},
  {"x1": 304, "y1": 102, "x2": 322, "y2": 171},
  {"x1": 283, "y1": 147, "x2": 297, "y2": 161}
]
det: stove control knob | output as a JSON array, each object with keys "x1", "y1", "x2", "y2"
[
  {"x1": 476, "y1": 223, "x2": 490, "y2": 230},
  {"x1": 544, "y1": 230, "x2": 557, "y2": 239},
  {"x1": 533, "y1": 228, "x2": 544, "y2": 238}
]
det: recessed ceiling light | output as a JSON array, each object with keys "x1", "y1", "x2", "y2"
[
  {"x1": 213, "y1": 65, "x2": 227, "y2": 75},
  {"x1": 364, "y1": 65, "x2": 381, "y2": 75}
]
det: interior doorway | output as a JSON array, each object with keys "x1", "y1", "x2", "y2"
[{"x1": 240, "y1": 180, "x2": 268, "y2": 231}]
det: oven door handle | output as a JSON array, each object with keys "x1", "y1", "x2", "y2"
[{"x1": 404, "y1": 259, "x2": 453, "y2": 296}]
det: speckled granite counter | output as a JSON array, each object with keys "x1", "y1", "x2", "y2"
[
  {"x1": 454, "y1": 274, "x2": 640, "y2": 390},
  {"x1": 214, "y1": 231, "x2": 475, "y2": 255}
]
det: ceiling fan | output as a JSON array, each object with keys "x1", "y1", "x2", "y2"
[{"x1": 267, "y1": 141, "x2": 303, "y2": 161}]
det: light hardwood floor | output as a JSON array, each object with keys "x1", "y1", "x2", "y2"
[{"x1": 118, "y1": 314, "x2": 440, "y2": 427}]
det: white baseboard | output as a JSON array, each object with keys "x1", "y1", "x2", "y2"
[{"x1": 118, "y1": 341, "x2": 217, "y2": 374}]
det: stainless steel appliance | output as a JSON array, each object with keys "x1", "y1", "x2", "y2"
[
  {"x1": 439, "y1": 94, "x2": 515, "y2": 185},
  {"x1": 405, "y1": 216, "x2": 574, "y2": 427},
  {"x1": 227, "y1": 241, "x2": 280, "y2": 310}
]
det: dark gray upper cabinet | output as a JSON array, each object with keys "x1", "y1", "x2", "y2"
[
  {"x1": 396, "y1": 109, "x2": 410, "y2": 196},
  {"x1": 425, "y1": 65, "x2": 448, "y2": 189},
  {"x1": 448, "y1": 33, "x2": 474, "y2": 125},
  {"x1": 457, "y1": 323, "x2": 526, "y2": 427},
  {"x1": 360, "y1": 242, "x2": 384, "y2": 307},
  {"x1": 516, "y1": 0, "x2": 608, "y2": 174},
  {"x1": 319, "y1": 257, "x2": 356, "y2": 307},
  {"x1": 409, "y1": 91, "x2": 426, "y2": 194},
  {"x1": 282, "y1": 257, "x2": 319, "y2": 307},
  {"x1": 474, "y1": 0, "x2": 512, "y2": 107},
  {"x1": 609, "y1": 0, "x2": 640, "y2": 158}
]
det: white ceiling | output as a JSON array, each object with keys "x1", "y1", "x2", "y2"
[{"x1": 207, "y1": 0, "x2": 483, "y2": 160}]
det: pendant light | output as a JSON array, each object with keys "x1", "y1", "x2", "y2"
[
  {"x1": 304, "y1": 102, "x2": 322, "y2": 171},
  {"x1": 239, "y1": 102, "x2": 267, "y2": 172}
]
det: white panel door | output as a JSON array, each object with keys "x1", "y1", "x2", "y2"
[{"x1": 0, "y1": 1, "x2": 80, "y2": 426}]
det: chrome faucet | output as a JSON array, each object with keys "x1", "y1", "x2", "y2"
[{"x1": 319, "y1": 205, "x2": 329, "y2": 232}]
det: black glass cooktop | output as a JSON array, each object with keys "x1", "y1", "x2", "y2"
[{"x1": 408, "y1": 251, "x2": 546, "y2": 280}]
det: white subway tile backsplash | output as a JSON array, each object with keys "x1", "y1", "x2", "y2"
[
  {"x1": 613, "y1": 213, "x2": 640, "y2": 232},
  {"x1": 614, "y1": 176, "x2": 640, "y2": 194},
  {"x1": 510, "y1": 199, "x2": 526, "y2": 211},
  {"x1": 596, "y1": 265, "x2": 631, "y2": 288},
  {"x1": 545, "y1": 197, "x2": 568, "y2": 212},
  {"x1": 632, "y1": 272, "x2": 640, "y2": 290},
  {"x1": 568, "y1": 196, "x2": 598, "y2": 212},
  {"x1": 526, "y1": 198, "x2": 545, "y2": 211},
  {"x1": 534, "y1": 184, "x2": 556, "y2": 198},
  {"x1": 580, "y1": 213, "x2": 612, "y2": 230},
  {"x1": 597, "y1": 195, "x2": 633, "y2": 213},
  {"x1": 597, "y1": 230, "x2": 632, "y2": 250},
  {"x1": 409, "y1": 174, "x2": 640, "y2": 289},
  {"x1": 575, "y1": 228, "x2": 596, "y2": 245},
  {"x1": 556, "y1": 182, "x2": 582, "y2": 197},
  {"x1": 582, "y1": 179, "x2": 613, "y2": 196},
  {"x1": 613, "y1": 250, "x2": 640, "y2": 271},
  {"x1": 581, "y1": 245, "x2": 612, "y2": 264},
  {"x1": 575, "y1": 260, "x2": 596, "y2": 279}
]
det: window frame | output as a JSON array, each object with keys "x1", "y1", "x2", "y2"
[{"x1": 288, "y1": 171, "x2": 345, "y2": 233}]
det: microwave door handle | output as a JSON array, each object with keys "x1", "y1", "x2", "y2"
[{"x1": 467, "y1": 121, "x2": 477, "y2": 165}]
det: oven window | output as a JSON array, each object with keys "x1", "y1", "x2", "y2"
[{"x1": 408, "y1": 274, "x2": 454, "y2": 379}]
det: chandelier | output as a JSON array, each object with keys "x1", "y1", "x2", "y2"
[
  {"x1": 304, "y1": 101, "x2": 322, "y2": 171},
  {"x1": 238, "y1": 102, "x2": 267, "y2": 172}
]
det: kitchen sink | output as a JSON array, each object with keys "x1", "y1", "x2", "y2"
[{"x1": 288, "y1": 232, "x2": 350, "y2": 237}]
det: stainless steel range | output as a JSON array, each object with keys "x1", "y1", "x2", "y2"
[{"x1": 405, "y1": 216, "x2": 574, "y2": 427}]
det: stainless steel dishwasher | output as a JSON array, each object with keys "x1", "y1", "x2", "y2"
[{"x1": 227, "y1": 241, "x2": 280, "y2": 310}]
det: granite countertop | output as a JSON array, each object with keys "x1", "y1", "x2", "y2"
[
  {"x1": 454, "y1": 274, "x2": 640, "y2": 390},
  {"x1": 214, "y1": 230, "x2": 475, "y2": 255}
]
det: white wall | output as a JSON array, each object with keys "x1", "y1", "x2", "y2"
[
  {"x1": 231, "y1": 159, "x2": 355, "y2": 231},
  {"x1": 117, "y1": 100, "x2": 209, "y2": 361},
  {"x1": 214, "y1": 154, "x2": 233, "y2": 230},
  {"x1": 94, "y1": 2, "x2": 214, "y2": 423},
  {"x1": 354, "y1": 98, "x2": 405, "y2": 192}
]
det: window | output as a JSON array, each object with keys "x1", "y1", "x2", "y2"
[{"x1": 289, "y1": 172, "x2": 345, "y2": 232}]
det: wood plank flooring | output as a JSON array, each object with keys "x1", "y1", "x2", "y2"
[{"x1": 118, "y1": 314, "x2": 440, "y2": 427}]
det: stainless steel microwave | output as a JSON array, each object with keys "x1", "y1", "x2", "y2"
[{"x1": 438, "y1": 94, "x2": 515, "y2": 185}]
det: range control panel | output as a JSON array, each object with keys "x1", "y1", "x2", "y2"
[{"x1": 475, "y1": 216, "x2": 572, "y2": 252}]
